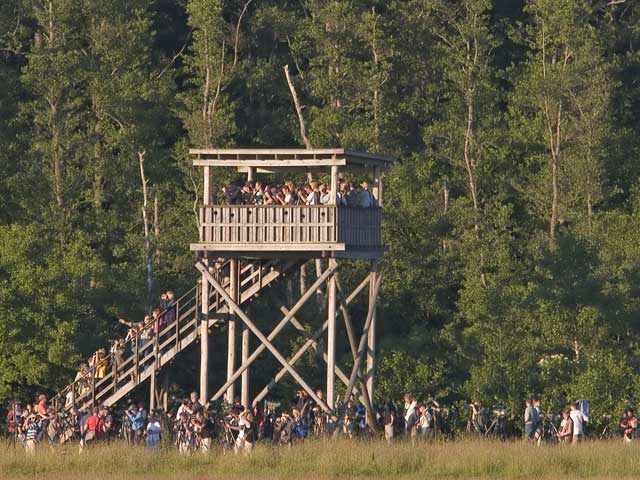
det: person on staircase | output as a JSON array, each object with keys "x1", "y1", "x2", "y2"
[{"x1": 160, "y1": 291, "x2": 177, "y2": 328}]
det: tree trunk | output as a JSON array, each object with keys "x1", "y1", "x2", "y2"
[{"x1": 139, "y1": 151, "x2": 153, "y2": 313}]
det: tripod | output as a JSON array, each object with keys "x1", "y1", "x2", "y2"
[{"x1": 6, "y1": 402, "x2": 20, "y2": 449}]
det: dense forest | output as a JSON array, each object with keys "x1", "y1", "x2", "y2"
[{"x1": 1, "y1": 0, "x2": 640, "y2": 425}]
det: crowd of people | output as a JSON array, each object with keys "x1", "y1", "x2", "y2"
[
  {"x1": 5, "y1": 389, "x2": 640, "y2": 455},
  {"x1": 63, "y1": 291, "x2": 177, "y2": 408},
  {"x1": 221, "y1": 179, "x2": 376, "y2": 208}
]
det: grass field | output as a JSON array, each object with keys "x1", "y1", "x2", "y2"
[{"x1": 0, "y1": 438, "x2": 638, "y2": 479}]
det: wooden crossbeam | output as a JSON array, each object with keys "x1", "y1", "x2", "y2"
[
  {"x1": 251, "y1": 275, "x2": 369, "y2": 406},
  {"x1": 197, "y1": 262, "x2": 330, "y2": 412},
  {"x1": 343, "y1": 271, "x2": 382, "y2": 402},
  {"x1": 285, "y1": 308, "x2": 366, "y2": 404},
  {"x1": 199, "y1": 261, "x2": 337, "y2": 409}
]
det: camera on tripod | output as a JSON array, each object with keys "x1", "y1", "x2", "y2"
[{"x1": 492, "y1": 404, "x2": 507, "y2": 418}]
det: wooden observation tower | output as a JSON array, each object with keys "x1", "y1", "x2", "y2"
[{"x1": 192, "y1": 148, "x2": 391, "y2": 415}]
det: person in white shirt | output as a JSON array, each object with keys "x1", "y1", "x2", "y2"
[
  {"x1": 319, "y1": 184, "x2": 331, "y2": 205},
  {"x1": 305, "y1": 182, "x2": 320, "y2": 205},
  {"x1": 569, "y1": 403, "x2": 585, "y2": 444},
  {"x1": 403, "y1": 394, "x2": 417, "y2": 439},
  {"x1": 146, "y1": 415, "x2": 162, "y2": 448}
]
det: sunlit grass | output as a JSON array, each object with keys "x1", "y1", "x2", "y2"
[{"x1": 0, "y1": 438, "x2": 638, "y2": 479}]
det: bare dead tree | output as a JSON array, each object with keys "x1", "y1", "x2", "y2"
[
  {"x1": 139, "y1": 150, "x2": 153, "y2": 313},
  {"x1": 154, "y1": 193, "x2": 160, "y2": 260},
  {"x1": 284, "y1": 64, "x2": 312, "y2": 149},
  {"x1": 284, "y1": 64, "x2": 326, "y2": 306},
  {"x1": 233, "y1": 0, "x2": 254, "y2": 68}
]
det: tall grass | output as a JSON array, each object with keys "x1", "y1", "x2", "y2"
[{"x1": 1, "y1": 438, "x2": 638, "y2": 479}]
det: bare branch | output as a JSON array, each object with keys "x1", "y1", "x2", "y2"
[
  {"x1": 233, "y1": 0, "x2": 254, "y2": 68},
  {"x1": 284, "y1": 64, "x2": 312, "y2": 149},
  {"x1": 155, "y1": 28, "x2": 193, "y2": 79}
]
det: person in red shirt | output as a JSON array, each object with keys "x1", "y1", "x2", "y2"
[
  {"x1": 35, "y1": 394, "x2": 48, "y2": 419},
  {"x1": 84, "y1": 407, "x2": 105, "y2": 443}
]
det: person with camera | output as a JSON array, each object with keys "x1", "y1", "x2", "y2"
[
  {"x1": 125, "y1": 403, "x2": 147, "y2": 444},
  {"x1": 184, "y1": 391, "x2": 204, "y2": 418},
  {"x1": 176, "y1": 411, "x2": 194, "y2": 455},
  {"x1": 99, "y1": 405, "x2": 114, "y2": 441},
  {"x1": 241, "y1": 411, "x2": 257, "y2": 453},
  {"x1": 275, "y1": 411, "x2": 294, "y2": 446},
  {"x1": 335, "y1": 410, "x2": 354, "y2": 439},
  {"x1": 418, "y1": 403, "x2": 433, "y2": 439},
  {"x1": 24, "y1": 413, "x2": 41, "y2": 455},
  {"x1": 224, "y1": 407, "x2": 248, "y2": 451},
  {"x1": 621, "y1": 407, "x2": 637, "y2": 443}
]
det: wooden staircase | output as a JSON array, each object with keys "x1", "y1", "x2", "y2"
[{"x1": 54, "y1": 259, "x2": 299, "y2": 411}]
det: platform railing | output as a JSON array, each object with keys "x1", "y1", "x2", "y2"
[{"x1": 199, "y1": 205, "x2": 382, "y2": 247}]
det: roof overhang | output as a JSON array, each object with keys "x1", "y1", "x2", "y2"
[{"x1": 190, "y1": 148, "x2": 393, "y2": 170}]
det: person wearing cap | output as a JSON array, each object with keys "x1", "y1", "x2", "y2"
[
  {"x1": 125, "y1": 403, "x2": 145, "y2": 444},
  {"x1": 24, "y1": 413, "x2": 41, "y2": 455},
  {"x1": 358, "y1": 182, "x2": 374, "y2": 208},
  {"x1": 100, "y1": 405, "x2": 114, "y2": 441}
]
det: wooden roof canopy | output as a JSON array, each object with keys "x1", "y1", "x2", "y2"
[{"x1": 190, "y1": 148, "x2": 393, "y2": 173}]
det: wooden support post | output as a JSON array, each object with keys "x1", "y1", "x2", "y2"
[
  {"x1": 326, "y1": 258, "x2": 337, "y2": 409},
  {"x1": 200, "y1": 165, "x2": 211, "y2": 404},
  {"x1": 247, "y1": 166, "x2": 255, "y2": 182},
  {"x1": 162, "y1": 373, "x2": 169, "y2": 411},
  {"x1": 366, "y1": 261, "x2": 379, "y2": 407},
  {"x1": 330, "y1": 165, "x2": 338, "y2": 204},
  {"x1": 150, "y1": 368, "x2": 156, "y2": 411},
  {"x1": 91, "y1": 373, "x2": 96, "y2": 408},
  {"x1": 373, "y1": 167, "x2": 382, "y2": 206},
  {"x1": 197, "y1": 262, "x2": 331, "y2": 412},
  {"x1": 241, "y1": 322, "x2": 250, "y2": 408},
  {"x1": 203, "y1": 166, "x2": 210, "y2": 204},
  {"x1": 227, "y1": 259, "x2": 238, "y2": 403},
  {"x1": 210, "y1": 263, "x2": 338, "y2": 402},
  {"x1": 134, "y1": 338, "x2": 139, "y2": 386},
  {"x1": 200, "y1": 269, "x2": 210, "y2": 402}
]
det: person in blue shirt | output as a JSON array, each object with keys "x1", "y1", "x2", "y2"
[{"x1": 126, "y1": 403, "x2": 147, "y2": 444}]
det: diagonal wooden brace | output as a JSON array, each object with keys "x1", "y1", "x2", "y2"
[
  {"x1": 285, "y1": 308, "x2": 369, "y2": 404},
  {"x1": 251, "y1": 276, "x2": 369, "y2": 407},
  {"x1": 252, "y1": 317, "x2": 330, "y2": 407},
  {"x1": 343, "y1": 271, "x2": 382, "y2": 403},
  {"x1": 197, "y1": 261, "x2": 331, "y2": 412},
  {"x1": 207, "y1": 261, "x2": 338, "y2": 403}
]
